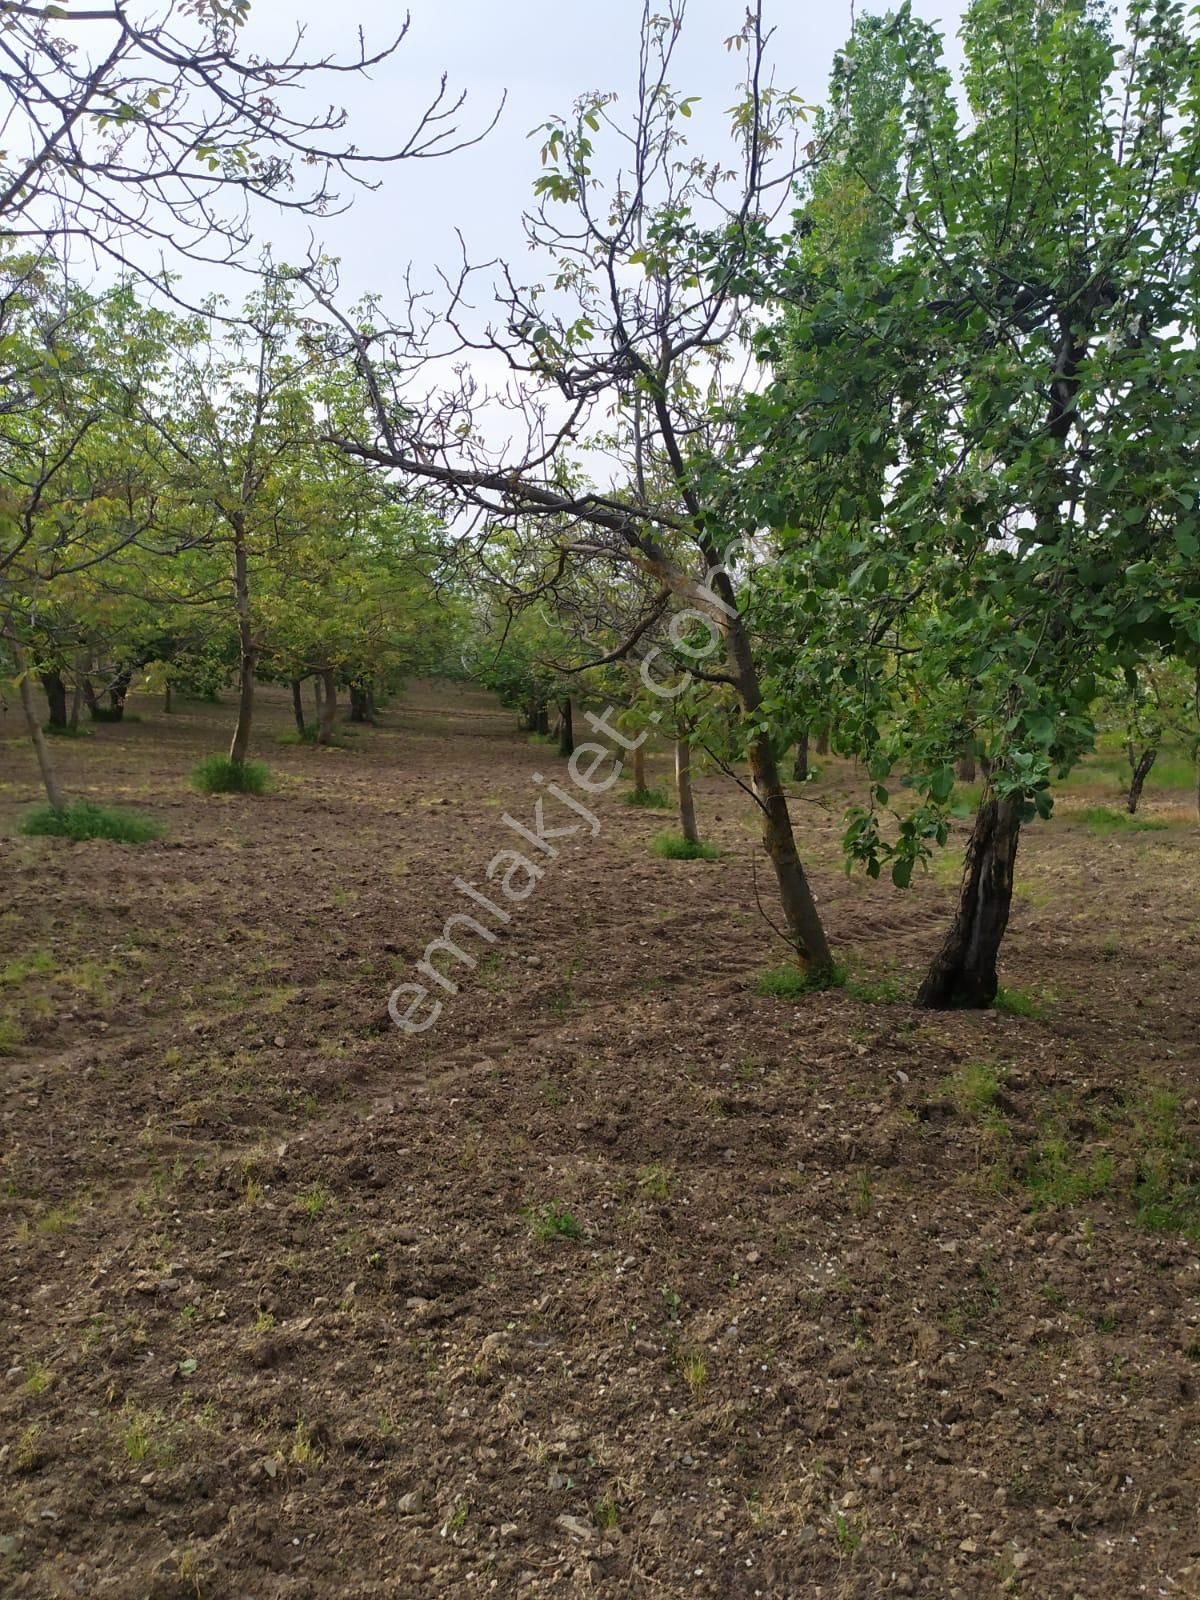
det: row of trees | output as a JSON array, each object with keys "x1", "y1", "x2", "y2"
[{"x1": 5, "y1": 0, "x2": 1200, "y2": 1010}]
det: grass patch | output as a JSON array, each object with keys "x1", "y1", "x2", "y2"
[
  {"x1": 995, "y1": 984, "x2": 1054, "y2": 1019},
  {"x1": 754, "y1": 963, "x2": 847, "y2": 999},
  {"x1": 624, "y1": 785, "x2": 670, "y2": 809},
  {"x1": 20, "y1": 801, "x2": 163, "y2": 843},
  {"x1": 650, "y1": 831, "x2": 720, "y2": 861},
  {"x1": 191, "y1": 754, "x2": 272, "y2": 795},
  {"x1": 525, "y1": 1202, "x2": 583, "y2": 1243},
  {"x1": 1080, "y1": 806, "x2": 1169, "y2": 834},
  {"x1": 1, "y1": 948, "x2": 56, "y2": 986},
  {"x1": 526, "y1": 732, "x2": 559, "y2": 747},
  {"x1": 1020, "y1": 1136, "x2": 1115, "y2": 1209},
  {"x1": 0, "y1": 1016, "x2": 25, "y2": 1055},
  {"x1": 954, "y1": 1060, "x2": 1003, "y2": 1114},
  {"x1": 88, "y1": 707, "x2": 141, "y2": 724},
  {"x1": 844, "y1": 971, "x2": 905, "y2": 1005},
  {"x1": 42, "y1": 722, "x2": 92, "y2": 739}
]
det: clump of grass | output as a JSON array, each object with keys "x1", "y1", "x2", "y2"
[
  {"x1": 1020, "y1": 1136, "x2": 1115, "y2": 1209},
  {"x1": 679, "y1": 1350, "x2": 708, "y2": 1400},
  {"x1": 995, "y1": 984, "x2": 1054, "y2": 1019},
  {"x1": 1, "y1": 948, "x2": 55, "y2": 986},
  {"x1": 624, "y1": 785, "x2": 670, "y2": 809},
  {"x1": 844, "y1": 971, "x2": 905, "y2": 1005},
  {"x1": 275, "y1": 727, "x2": 319, "y2": 746},
  {"x1": 296, "y1": 1183, "x2": 331, "y2": 1218},
  {"x1": 20, "y1": 800, "x2": 163, "y2": 843},
  {"x1": 637, "y1": 1163, "x2": 672, "y2": 1201},
  {"x1": 650, "y1": 831, "x2": 720, "y2": 861},
  {"x1": 526, "y1": 731, "x2": 559, "y2": 747},
  {"x1": 525, "y1": 1202, "x2": 583, "y2": 1243},
  {"x1": 955, "y1": 1060, "x2": 1003, "y2": 1114},
  {"x1": 42, "y1": 722, "x2": 91, "y2": 739},
  {"x1": 1081, "y1": 806, "x2": 1168, "y2": 834},
  {"x1": 191, "y1": 754, "x2": 272, "y2": 795},
  {"x1": 594, "y1": 1492, "x2": 621, "y2": 1530},
  {"x1": 0, "y1": 1017, "x2": 25, "y2": 1056},
  {"x1": 754, "y1": 963, "x2": 846, "y2": 999}
]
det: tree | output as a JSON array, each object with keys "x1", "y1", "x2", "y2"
[{"x1": 314, "y1": 2, "x2": 836, "y2": 975}]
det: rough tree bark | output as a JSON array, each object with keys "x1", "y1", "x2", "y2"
[
  {"x1": 290, "y1": 678, "x2": 306, "y2": 736},
  {"x1": 632, "y1": 742, "x2": 648, "y2": 794},
  {"x1": 1125, "y1": 744, "x2": 1157, "y2": 815},
  {"x1": 558, "y1": 696, "x2": 574, "y2": 757},
  {"x1": 916, "y1": 792, "x2": 1022, "y2": 1009},
  {"x1": 792, "y1": 732, "x2": 809, "y2": 783},
  {"x1": 317, "y1": 669, "x2": 338, "y2": 746},
  {"x1": 39, "y1": 669, "x2": 67, "y2": 729},
  {"x1": 675, "y1": 738, "x2": 699, "y2": 845},
  {"x1": 956, "y1": 752, "x2": 977, "y2": 783}
]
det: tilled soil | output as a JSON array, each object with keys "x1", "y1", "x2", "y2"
[{"x1": 1, "y1": 682, "x2": 1199, "y2": 1599}]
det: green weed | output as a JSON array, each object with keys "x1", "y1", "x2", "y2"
[{"x1": 21, "y1": 801, "x2": 163, "y2": 843}]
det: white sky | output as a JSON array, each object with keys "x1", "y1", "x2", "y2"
[{"x1": 230, "y1": 0, "x2": 966, "y2": 312}]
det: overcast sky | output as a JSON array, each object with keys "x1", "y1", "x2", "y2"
[{"x1": 229, "y1": 0, "x2": 966, "y2": 313}]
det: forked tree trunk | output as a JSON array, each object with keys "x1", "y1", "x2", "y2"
[
  {"x1": 39, "y1": 670, "x2": 67, "y2": 728},
  {"x1": 793, "y1": 732, "x2": 809, "y2": 783},
  {"x1": 228, "y1": 521, "x2": 256, "y2": 769},
  {"x1": 291, "y1": 678, "x2": 305, "y2": 735},
  {"x1": 917, "y1": 793, "x2": 1022, "y2": 1009},
  {"x1": 14, "y1": 645, "x2": 66, "y2": 812},
  {"x1": 632, "y1": 742, "x2": 647, "y2": 793},
  {"x1": 675, "y1": 739, "x2": 699, "y2": 845},
  {"x1": 956, "y1": 752, "x2": 977, "y2": 783},
  {"x1": 317, "y1": 669, "x2": 337, "y2": 746},
  {"x1": 1126, "y1": 745, "x2": 1157, "y2": 815},
  {"x1": 558, "y1": 696, "x2": 574, "y2": 757}
]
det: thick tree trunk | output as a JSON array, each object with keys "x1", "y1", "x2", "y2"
[
  {"x1": 1126, "y1": 745, "x2": 1157, "y2": 814},
  {"x1": 792, "y1": 732, "x2": 809, "y2": 783},
  {"x1": 956, "y1": 752, "x2": 977, "y2": 783},
  {"x1": 163, "y1": 683, "x2": 173, "y2": 714},
  {"x1": 815, "y1": 729, "x2": 830, "y2": 757},
  {"x1": 675, "y1": 739, "x2": 699, "y2": 845},
  {"x1": 228, "y1": 525, "x2": 256, "y2": 769},
  {"x1": 14, "y1": 645, "x2": 66, "y2": 812},
  {"x1": 291, "y1": 678, "x2": 306, "y2": 735},
  {"x1": 108, "y1": 665, "x2": 132, "y2": 721},
  {"x1": 39, "y1": 669, "x2": 67, "y2": 728},
  {"x1": 558, "y1": 696, "x2": 574, "y2": 757},
  {"x1": 917, "y1": 793, "x2": 1022, "y2": 1009},
  {"x1": 317, "y1": 669, "x2": 337, "y2": 746},
  {"x1": 82, "y1": 676, "x2": 99, "y2": 720},
  {"x1": 68, "y1": 661, "x2": 83, "y2": 732},
  {"x1": 534, "y1": 699, "x2": 550, "y2": 736},
  {"x1": 313, "y1": 673, "x2": 324, "y2": 719},
  {"x1": 632, "y1": 742, "x2": 647, "y2": 793}
]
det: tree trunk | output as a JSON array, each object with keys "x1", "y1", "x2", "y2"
[
  {"x1": 1126, "y1": 745, "x2": 1157, "y2": 814},
  {"x1": 291, "y1": 678, "x2": 306, "y2": 735},
  {"x1": 675, "y1": 738, "x2": 699, "y2": 845},
  {"x1": 228, "y1": 523, "x2": 256, "y2": 769},
  {"x1": 39, "y1": 669, "x2": 67, "y2": 729},
  {"x1": 68, "y1": 657, "x2": 84, "y2": 732},
  {"x1": 632, "y1": 742, "x2": 647, "y2": 793},
  {"x1": 82, "y1": 676, "x2": 99, "y2": 720},
  {"x1": 313, "y1": 673, "x2": 324, "y2": 719},
  {"x1": 534, "y1": 699, "x2": 550, "y2": 736},
  {"x1": 956, "y1": 752, "x2": 977, "y2": 783},
  {"x1": 558, "y1": 696, "x2": 574, "y2": 757},
  {"x1": 348, "y1": 682, "x2": 376, "y2": 724},
  {"x1": 815, "y1": 729, "x2": 830, "y2": 757},
  {"x1": 792, "y1": 732, "x2": 809, "y2": 783},
  {"x1": 14, "y1": 644, "x2": 67, "y2": 812},
  {"x1": 163, "y1": 683, "x2": 173, "y2": 714},
  {"x1": 917, "y1": 793, "x2": 1022, "y2": 1009},
  {"x1": 108, "y1": 665, "x2": 132, "y2": 721},
  {"x1": 317, "y1": 669, "x2": 337, "y2": 746},
  {"x1": 718, "y1": 607, "x2": 835, "y2": 975}
]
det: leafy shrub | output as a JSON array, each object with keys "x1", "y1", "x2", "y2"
[
  {"x1": 20, "y1": 801, "x2": 163, "y2": 843},
  {"x1": 191, "y1": 755, "x2": 271, "y2": 795}
]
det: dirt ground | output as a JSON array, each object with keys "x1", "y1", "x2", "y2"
[{"x1": 1, "y1": 679, "x2": 1199, "y2": 1600}]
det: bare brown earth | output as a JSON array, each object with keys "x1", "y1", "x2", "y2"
[{"x1": 1, "y1": 680, "x2": 1199, "y2": 1600}]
